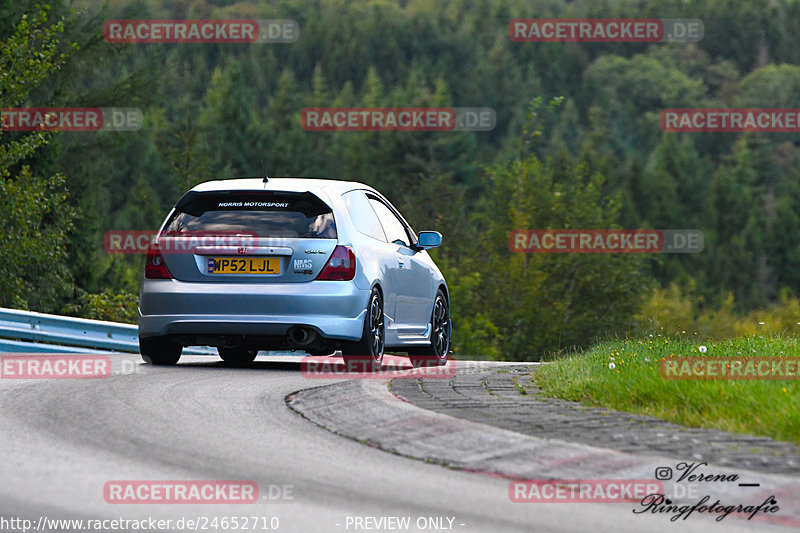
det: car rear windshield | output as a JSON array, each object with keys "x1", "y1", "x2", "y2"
[{"x1": 162, "y1": 191, "x2": 337, "y2": 238}]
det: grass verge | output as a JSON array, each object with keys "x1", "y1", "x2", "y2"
[{"x1": 533, "y1": 334, "x2": 800, "y2": 445}]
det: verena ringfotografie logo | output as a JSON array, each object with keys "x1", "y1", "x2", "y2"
[
  {"x1": 661, "y1": 357, "x2": 800, "y2": 380},
  {"x1": 661, "y1": 109, "x2": 800, "y2": 132},
  {"x1": 1, "y1": 355, "x2": 111, "y2": 379},
  {"x1": 300, "y1": 355, "x2": 456, "y2": 379},
  {"x1": 637, "y1": 463, "x2": 782, "y2": 523},
  {"x1": 509, "y1": 19, "x2": 703, "y2": 43},
  {"x1": 104, "y1": 230, "x2": 259, "y2": 254},
  {"x1": 301, "y1": 107, "x2": 495, "y2": 131},
  {"x1": 509, "y1": 230, "x2": 704, "y2": 253},
  {"x1": 103, "y1": 481, "x2": 258, "y2": 504},
  {"x1": 509, "y1": 479, "x2": 664, "y2": 503},
  {"x1": 1, "y1": 108, "x2": 142, "y2": 131},
  {"x1": 104, "y1": 19, "x2": 298, "y2": 43}
]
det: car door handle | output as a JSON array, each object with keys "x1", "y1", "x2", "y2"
[{"x1": 397, "y1": 258, "x2": 405, "y2": 269}]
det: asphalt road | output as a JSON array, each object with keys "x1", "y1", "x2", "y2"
[{"x1": 0, "y1": 354, "x2": 792, "y2": 533}]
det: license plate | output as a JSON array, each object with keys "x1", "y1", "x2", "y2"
[{"x1": 207, "y1": 257, "x2": 280, "y2": 274}]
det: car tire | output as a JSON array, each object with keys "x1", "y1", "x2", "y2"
[
  {"x1": 218, "y1": 346, "x2": 258, "y2": 367},
  {"x1": 139, "y1": 336, "x2": 182, "y2": 366},
  {"x1": 341, "y1": 288, "x2": 384, "y2": 370},
  {"x1": 408, "y1": 289, "x2": 451, "y2": 367}
]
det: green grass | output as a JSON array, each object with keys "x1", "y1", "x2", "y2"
[{"x1": 533, "y1": 334, "x2": 800, "y2": 444}]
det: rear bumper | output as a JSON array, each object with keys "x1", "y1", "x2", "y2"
[{"x1": 138, "y1": 279, "x2": 369, "y2": 342}]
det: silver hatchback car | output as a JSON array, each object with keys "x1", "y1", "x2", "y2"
[{"x1": 138, "y1": 177, "x2": 451, "y2": 368}]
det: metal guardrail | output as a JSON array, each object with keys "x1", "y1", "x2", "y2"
[
  {"x1": 0, "y1": 307, "x2": 214, "y2": 355},
  {"x1": 0, "y1": 338, "x2": 120, "y2": 354}
]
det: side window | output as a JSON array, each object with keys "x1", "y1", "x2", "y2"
[
  {"x1": 342, "y1": 190, "x2": 387, "y2": 242},
  {"x1": 367, "y1": 196, "x2": 411, "y2": 247}
]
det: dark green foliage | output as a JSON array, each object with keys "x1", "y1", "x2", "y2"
[
  {"x1": 0, "y1": 5, "x2": 76, "y2": 311},
  {"x1": 6, "y1": 0, "x2": 800, "y2": 355}
]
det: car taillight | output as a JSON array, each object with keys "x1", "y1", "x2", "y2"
[
  {"x1": 145, "y1": 244, "x2": 173, "y2": 279},
  {"x1": 315, "y1": 245, "x2": 356, "y2": 281}
]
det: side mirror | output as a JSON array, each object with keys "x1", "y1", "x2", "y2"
[{"x1": 416, "y1": 231, "x2": 442, "y2": 249}]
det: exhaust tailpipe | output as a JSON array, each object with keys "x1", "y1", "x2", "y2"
[{"x1": 288, "y1": 327, "x2": 317, "y2": 347}]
